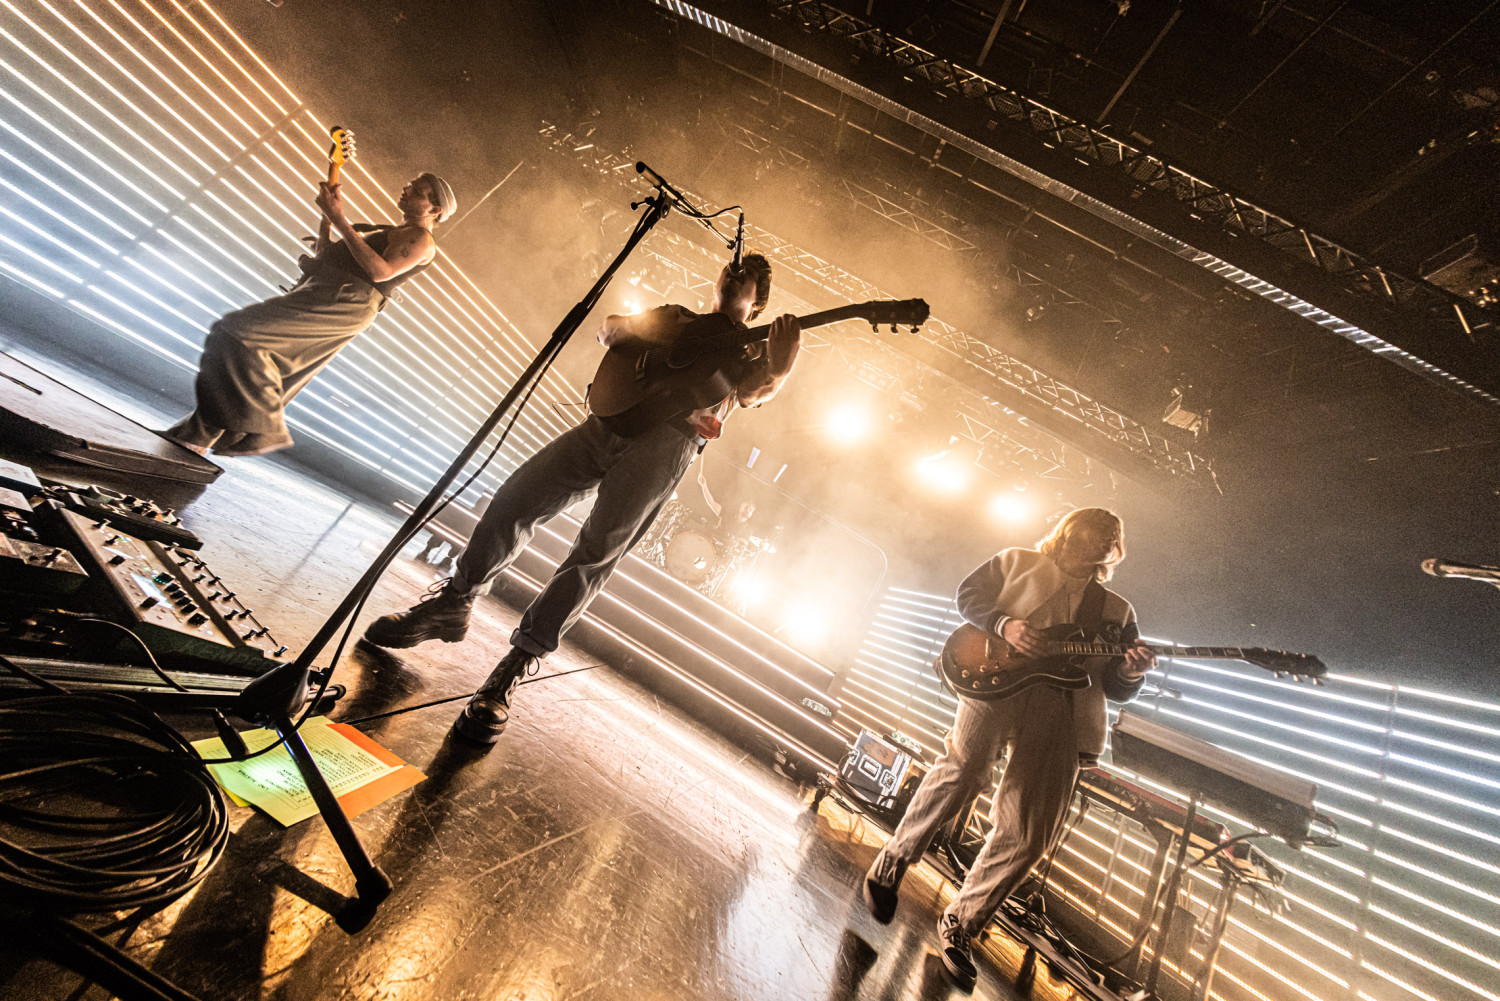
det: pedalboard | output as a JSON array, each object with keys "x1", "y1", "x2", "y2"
[
  {"x1": 35, "y1": 504, "x2": 285, "y2": 674},
  {"x1": 39, "y1": 485, "x2": 202, "y2": 550}
]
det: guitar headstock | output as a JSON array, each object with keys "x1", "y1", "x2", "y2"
[
  {"x1": 860, "y1": 298, "x2": 929, "y2": 330},
  {"x1": 328, "y1": 125, "x2": 356, "y2": 166},
  {"x1": 1243, "y1": 649, "x2": 1327, "y2": 682},
  {"x1": 816, "y1": 298, "x2": 930, "y2": 332}
]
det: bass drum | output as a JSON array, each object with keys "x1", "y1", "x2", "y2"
[{"x1": 665, "y1": 530, "x2": 718, "y2": 584}]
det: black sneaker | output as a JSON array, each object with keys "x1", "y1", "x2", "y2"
[
  {"x1": 936, "y1": 913, "x2": 977, "y2": 990},
  {"x1": 861, "y1": 857, "x2": 906, "y2": 924},
  {"x1": 363, "y1": 578, "x2": 476, "y2": 648},
  {"x1": 451, "y1": 648, "x2": 537, "y2": 744}
]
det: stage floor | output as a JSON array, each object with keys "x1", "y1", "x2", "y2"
[{"x1": 0, "y1": 333, "x2": 1063, "y2": 1001}]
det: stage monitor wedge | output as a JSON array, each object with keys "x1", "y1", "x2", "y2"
[{"x1": 0, "y1": 352, "x2": 220, "y2": 484}]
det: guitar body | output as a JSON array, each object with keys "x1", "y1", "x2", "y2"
[
  {"x1": 589, "y1": 313, "x2": 743, "y2": 437},
  {"x1": 939, "y1": 622, "x2": 1098, "y2": 702}
]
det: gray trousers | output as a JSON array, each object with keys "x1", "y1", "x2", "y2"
[
  {"x1": 872, "y1": 685, "x2": 1082, "y2": 935},
  {"x1": 167, "y1": 274, "x2": 381, "y2": 447},
  {"x1": 452, "y1": 416, "x2": 701, "y2": 657}
]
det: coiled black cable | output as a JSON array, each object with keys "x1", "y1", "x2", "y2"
[{"x1": 0, "y1": 676, "x2": 229, "y2": 914}]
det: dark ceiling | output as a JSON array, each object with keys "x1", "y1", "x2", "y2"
[{"x1": 850, "y1": 0, "x2": 1500, "y2": 270}]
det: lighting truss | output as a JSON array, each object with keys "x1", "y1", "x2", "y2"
[
  {"x1": 547, "y1": 127, "x2": 1205, "y2": 489},
  {"x1": 646, "y1": 0, "x2": 1500, "y2": 408},
  {"x1": 841, "y1": 586, "x2": 1500, "y2": 1001},
  {"x1": 708, "y1": 106, "x2": 1148, "y2": 349},
  {"x1": 839, "y1": 178, "x2": 978, "y2": 254}
]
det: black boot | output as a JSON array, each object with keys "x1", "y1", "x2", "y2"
[
  {"x1": 452, "y1": 647, "x2": 537, "y2": 743},
  {"x1": 862, "y1": 856, "x2": 907, "y2": 924},
  {"x1": 363, "y1": 578, "x2": 476, "y2": 648}
]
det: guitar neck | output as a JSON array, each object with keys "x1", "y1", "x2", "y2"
[
  {"x1": 328, "y1": 162, "x2": 342, "y2": 186},
  {"x1": 1048, "y1": 641, "x2": 1253, "y2": 661},
  {"x1": 711, "y1": 306, "x2": 874, "y2": 353}
]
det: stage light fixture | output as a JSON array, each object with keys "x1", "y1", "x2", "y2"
[
  {"x1": 914, "y1": 450, "x2": 972, "y2": 494},
  {"x1": 781, "y1": 604, "x2": 827, "y2": 649},
  {"x1": 729, "y1": 571, "x2": 767, "y2": 609},
  {"x1": 822, "y1": 401, "x2": 873, "y2": 444},
  {"x1": 988, "y1": 492, "x2": 1030, "y2": 523}
]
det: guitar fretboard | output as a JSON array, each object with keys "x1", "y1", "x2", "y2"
[
  {"x1": 1049, "y1": 644, "x2": 1253, "y2": 660},
  {"x1": 694, "y1": 305, "x2": 872, "y2": 355}
]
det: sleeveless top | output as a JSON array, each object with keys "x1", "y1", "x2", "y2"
[{"x1": 313, "y1": 224, "x2": 432, "y2": 298}]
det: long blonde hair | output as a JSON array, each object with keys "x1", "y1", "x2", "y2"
[{"x1": 1036, "y1": 507, "x2": 1125, "y2": 582}]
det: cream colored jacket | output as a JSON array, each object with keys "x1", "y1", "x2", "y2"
[{"x1": 955, "y1": 547, "x2": 1145, "y2": 756}]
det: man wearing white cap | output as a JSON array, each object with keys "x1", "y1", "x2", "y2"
[{"x1": 162, "y1": 172, "x2": 455, "y2": 458}]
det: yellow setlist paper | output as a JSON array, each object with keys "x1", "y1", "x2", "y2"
[{"x1": 192, "y1": 717, "x2": 406, "y2": 827}]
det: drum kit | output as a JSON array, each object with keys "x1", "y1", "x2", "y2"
[{"x1": 637, "y1": 499, "x2": 771, "y2": 598}]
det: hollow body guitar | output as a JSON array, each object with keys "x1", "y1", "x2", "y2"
[
  {"x1": 587, "y1": 299, "x2": 929, "y2": 438},
  {"x1": 940, "y1": 621, "x2": 1326, "y2": 702}
]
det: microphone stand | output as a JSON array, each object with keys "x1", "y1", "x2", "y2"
[{"x1": 207, "y1": 170, "x2": 677, "y2": 918}]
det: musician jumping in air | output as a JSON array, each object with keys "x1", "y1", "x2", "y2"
[
  {"x1": 161, "y1": 174, "x2": 455, "y2": 457},
  {"x1": 862, "y1": 507, "x2": 1156, "y2": 989},
  {"x1": 363, "y1": 255, "x2": 802, "y2": 743}
]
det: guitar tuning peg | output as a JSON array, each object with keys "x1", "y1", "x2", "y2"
[
  {"x1": 869, "y1": 321, "x2": 878, "y2": 331},
  {"x1": 909, "y1": 325, "x2": 920, "y2": 333}
]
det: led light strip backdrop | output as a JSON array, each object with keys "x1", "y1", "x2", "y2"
[
  {"x1": 839, "y1": 587, "x2": 1499, "y2": 1001},
  {"x1": 0, "y1": 0, "x2": 581, "y2": 493}
]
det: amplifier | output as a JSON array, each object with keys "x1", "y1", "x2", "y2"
[{"x1": 34, "y1": 503, "x2": 285, "y2": 674}]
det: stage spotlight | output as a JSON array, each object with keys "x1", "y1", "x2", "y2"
[
  {"x1": 914, "y1": 450, "x2": 972, "y2": 494},
  {"x1": 988, "y1": 493, "x2": 1031, "y2": 523},
  {"x1": 622, "y1": 298, "x2": 641, "y2": 314},
  {"x1": 730, "y1": 572, "x2": 768, "y2": 609},
  {"x1": 823, "y1": 402, "x2": 873, "y2": 445},
  {"x1": 781, "y1": 604, "x2": 827, "y2": 648}
]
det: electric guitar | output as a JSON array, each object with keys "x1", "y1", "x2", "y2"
[
  {"x1": 326, "y1": 125, "x2": 355, "y2": 184},
  {"x1": 939, "y1": 621, "x2": 1326, "y2": 702},
  {"x1": 587, "y1": 298, "x2": 930, "y2": 437},
  {"x1": 301, "y1": 126, "x2": 357, "y2": 269}
]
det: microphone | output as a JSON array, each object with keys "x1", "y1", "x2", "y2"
[
  {"x1": 1422, "y1": 558, "x2": 1500, "y2": 582},
  {"x1": 728, "y1": 211, "x2": 745, "y2": 278},
  {"x1": 635, "y1": 161, "x2": 665, "y2": 187}
]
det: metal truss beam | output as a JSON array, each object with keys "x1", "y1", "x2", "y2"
[
  {"x1": 713, "y1": 112, "x2": 1132, "y2": 326},
  {"x1": 644, "y1": 0, "x2": 1500, "y2": 407},
  {"x1": 840, "y1": 179, "x2": 978, "y2": 254},
  {"x1": 545, "y1": 126, "x2": 1212, "y2": 490}
]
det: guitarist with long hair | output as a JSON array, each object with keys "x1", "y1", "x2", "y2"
[
  {"x1": 861, "y1": 507, "x2": 1156, "y2": 989},
  {"x1": 363, "y1": 254, "x2": 803, "y2": 743}
]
